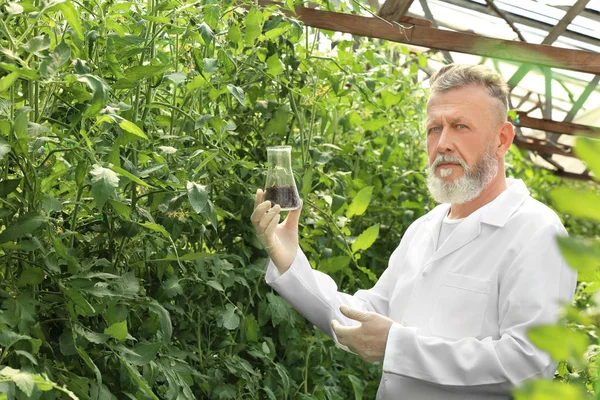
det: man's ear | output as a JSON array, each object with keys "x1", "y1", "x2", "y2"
[{"x1": 496, "y1": 121, "x2": 515, "y2": 157}]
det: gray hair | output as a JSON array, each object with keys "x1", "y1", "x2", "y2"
[{"x1": 429, "y1": 64, "x2": 509, "y2": 124}]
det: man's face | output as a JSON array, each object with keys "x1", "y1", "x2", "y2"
[{"x1": 425, "y1": 84, "x2": 500, "y2": 204}]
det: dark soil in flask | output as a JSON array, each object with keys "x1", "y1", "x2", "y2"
[{"x1": 265, "y1": 186, "x2": 300, "y2": 209}]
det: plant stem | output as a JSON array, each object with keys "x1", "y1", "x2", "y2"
[{"x1": 69, "y1": 185, "x2": 85, "y2": 248}]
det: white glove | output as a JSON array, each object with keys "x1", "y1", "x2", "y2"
[
  {"x1": 251, "y1": 189, "x2": 303, "y2": 274},
  {"x1": 331, "y1": 306, "x2": 394, "y2": 363}
]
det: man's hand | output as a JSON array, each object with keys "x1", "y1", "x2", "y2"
[
  {"x1": 250, "y1": 189, "x2": 302, "y2": 274},
  {"x1": 331, "y1": 306, "x2": 394, "y2": 363}
]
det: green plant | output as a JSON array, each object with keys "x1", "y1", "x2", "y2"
[
  {"x1": 0, "y1": 0, "x2": 431, "y2": 398},
  {"x1": 0, "y1": 0, "x2": 596, "y2": 399}
]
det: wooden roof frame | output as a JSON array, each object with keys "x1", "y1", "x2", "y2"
[{"x1": 253, "y1": 0, "x2": 599, "y2": 181}]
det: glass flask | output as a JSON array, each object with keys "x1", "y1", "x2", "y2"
[{"x1": 264, "y1": 146, "x2": 301, "y2": 211}]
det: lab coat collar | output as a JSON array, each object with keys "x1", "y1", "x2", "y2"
[{"x1": 423, "y1": 178, "x2": 530, "y2": 263}]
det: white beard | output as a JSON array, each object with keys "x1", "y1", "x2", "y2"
[{"x1": 426, "y1": 144, "x2": 499, "y2": 204}]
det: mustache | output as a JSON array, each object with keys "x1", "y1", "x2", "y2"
[{"x1": 430, "y1": 154, "x2": 468, "y2": 170}]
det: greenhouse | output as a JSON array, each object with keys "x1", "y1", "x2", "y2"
[{"x1": 0, "y1": 0, "x2": 598, "y2": 399}]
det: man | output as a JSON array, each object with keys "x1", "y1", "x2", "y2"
[{"x1": 251, "y1": 64, "x2": 577, "y2": 399}]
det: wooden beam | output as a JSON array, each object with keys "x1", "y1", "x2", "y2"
[
  {"x1": 564, "y1": 75, "x2": 600, "y2": 123},
  {"x1": 255, "y1": 1, "x2": 600, "y2": 75},
  {"x1": 507, "y1": 0, "x2": 591, "y2": 89},
  {"x1": 378, "y1": 0, "x2": 415, "y2": 22},
  {"x1": 484, "y1": 0, "x2": 527, "y2": 42},
  {"x1": 512, "y1": 136, "x2": 575, "y2": 158},
  {"x1": 543, "y1": 0, "x2": 591, "y2": 45},
  {"x1": 437, "y1": 0, "x2": 600, "y2": 49},
  {"x1": 417, "y1": 0, "x2": 453, "y2": 62},
  {"x1": 552, "y1": 169, "x2": 593, "y2": 181},
  {"x1": 515, "y1": 111, "x2": 600, "y2": 138}
]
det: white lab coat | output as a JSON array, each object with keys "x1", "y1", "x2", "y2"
[{"x1": 265, "y1": 178, "x2": 578, "y2": 399}]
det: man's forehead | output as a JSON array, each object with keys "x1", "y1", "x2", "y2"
[{"x1": 425, "y1": 113, "x2": 472, "y2": 123}]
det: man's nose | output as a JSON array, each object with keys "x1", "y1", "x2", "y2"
[{"x1": 436, "y1": 127, "x2": 454, "y2": 154}]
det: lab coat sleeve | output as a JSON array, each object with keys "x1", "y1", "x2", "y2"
[
  {"x1": 265, "y1": 243, "x2": 404, "y2": 341},
  {"x1": 382, "y1": 223, "x2": 578, "y2": 387}
]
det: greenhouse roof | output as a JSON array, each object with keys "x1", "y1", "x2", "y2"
[
  {"x1": 397, "y1": 0, "x2": 600, "y2": 179},
  {"x1": 272, "y1": 0, "x2": 599, "y2": 180}
]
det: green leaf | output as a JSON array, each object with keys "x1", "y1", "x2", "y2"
[
  {"x1": 74, "y1": 325, "x2": 109, "y2": 344},
  {"x1": 78, "y1": 75, "x2": 109, "y2": 117},
  {"x1": 160, "y1": 277, "x2": 182, "y2": 299},
  {"x1": 227, "y1": 23, "x2": 243, "y2": 48},
  {"x1": 31, "y1": 375, "x2": 55, "y2": 392},
  {"x1": 199, "y1": 22, "x2": 214, "y2": 45},
  {"x1": 0, "y1": 213, "x2": 45, "y2": 244},
  {"x1": 119, "y1": 119, "x2": 149, "y2": 140},
  {"x1": 104, "y1": 320, "x2": 128, "y2": 341},
  {"x1": 186, "y1": 74, "x2": 208, "y2": 91},
  {"x1": 227, "y1": 84, "x2": 245, "y2": 106},
  {"x1": 40, "y1": 41, "x2": 71, "y2": 78},
  {"x1": 363, "y1": 119, "x2": 388, "y2": 131},
  {"x1": 244, "y1": 315, "x2": 260, "y2": 342},
  {"x1": 146, "y1": 300, "x2": 172, "y2": 344},
  {"x1": 266, "y1": 54, "x2": 284, "y2": 77},
  {"x1": 0, "y1": 330, "x2": 34, "y2": 349},
  {"x1": 528, "y1": 324, "x2": 588, "y2": 362},
  {"x1": 140, "y1": 222, "x2": 170, "y2": 239},
  {"x1": 63, "y1": 288, "x2": 95, "y2": 316},
  {"x1": 557, "y1": 236, "x2": 600, "y2": 281},
  {"x1": 90, "y1": 164, "x2": 119, "y2": 210},
  {"x1": 549, "y1": 186, "x2": 600, "y2": 223},
  {"x1": 206, "y1": 280, "x2": 223, "y2": 292},
  {"x1": 14, "y1": 111, "x2": 28, "y2": 138},
  {"x1": 18, "y1": 268, "x2": 45, "y2": 286},
  {"x1": 109, "y1": 165, "x2": 151, "y2": 187},
  {"x1": 0, "y1": 63, "x2": 39, "y2": 80},
  {"x1": 108, "y1": 200, "x2": 131, "y2": 221},
  {"x1": 6, "y1": 2, "x2": 24, "y2": 14},
  {"x1": 318, "y1": 256, "x2": 351, "y2": 273},
  {"x1": 352, "y1": 224, "x2": 380, "y2": 253},
  {"x1": 265, "y1": 105, "x2": 290, "y2": 136},
  {"x1": 55, "y1": 1, "x2": 84, "y2": 41},
  {"x1": 118, "y1": 356, "x2": 159, "y2": 400},
  {"x1": 11, "y1": 370, "x2": 34, "y2": 397},
  {"x1": 25, "y1": 35, "x2": 50, "y2": 54},
  {"x1": 203, "y1": 58, "x2": 219, "y2": 73},
  {"x1": 574, "y1": 136, "x2": 600, "y2": 178},
  {"x1": 186, "y1": 181, "x2": 208, "y2": 213},
  {"x1": 165, "y1": 71, "x2": 186, "y2": 84},
  {"x1": 123, "y1": 65, "x2": 170, "y2": 82},
  {"x1": 41, "y1": 194, "x2": 62, "y2": 213},
  {"x1": 346, "y1": 186, "x2": 374, "y2": 218},
  {"x1": 347, "y1": 374, "x2": 366, "y2": 400},
  {"x1": 0, "y1": 72, "x2": 19, "y2": 93},
  {"x1": 221, "y1": 304, "x2": 240, "y2": 330},
  {"x1": 0, "y1": 179, "x2": 20, "y2": 197},
  {"x1": 0, "y1": 138, "x2": 10, "y2": 160},
  {"x1": 120, "y1": 342, "x2": 161, "y2": 366},
  {"x1": 381, "y1": 91, "x2": 402, "y2": 109},
  {"x1": 245, "y1": 8, "x2": 263, "y2": 46},
  {"x1": 513, "y1": 379, "x2": 586, "y2": 400}
]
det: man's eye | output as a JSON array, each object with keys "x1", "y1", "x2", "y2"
[
  {"x1": 428, "y1": 127, "x2": 441, "y2": 134},
  {"x1": 457, "y1": 124, "x2": 468, "y2": 129}
]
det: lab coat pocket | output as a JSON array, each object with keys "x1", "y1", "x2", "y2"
[{"x1": 429, "y1": 273, "x2": 491, "y2": 340}]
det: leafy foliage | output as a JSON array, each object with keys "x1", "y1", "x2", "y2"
[{"x1": 0, "y1": 0, "x2": 597, "y2": 399}]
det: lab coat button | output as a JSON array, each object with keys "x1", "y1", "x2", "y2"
[{"x1": 421, "y1": 271, "x2": 427, "y2": 277}]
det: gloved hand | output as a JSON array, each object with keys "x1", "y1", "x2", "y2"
[
  {"x1": 251, "y1": 188, "x2": 303, "y2": 274},
  {"x1": 331, "y1": 306, "x2": 394, "y2": 363}
]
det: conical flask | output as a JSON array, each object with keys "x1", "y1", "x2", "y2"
[{"x1": 264, "y1": 146, "x2": 301, "y2": 211}]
